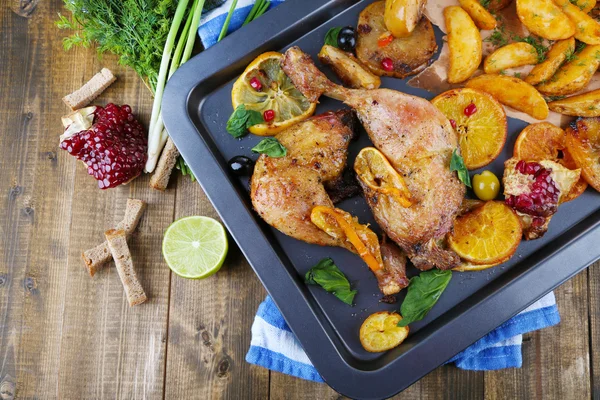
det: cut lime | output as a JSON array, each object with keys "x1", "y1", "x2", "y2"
[{"x1": 162, "y1": 216, "x2": 228, "y2": 279}]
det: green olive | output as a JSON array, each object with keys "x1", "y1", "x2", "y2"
[{"x1": 473, "y1": 170, "x2": 500, "y2": 201}]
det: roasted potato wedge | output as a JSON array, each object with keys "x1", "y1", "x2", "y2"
[
  {"x1": 356, "y1": 1, "x2": 437, "y2": 78},
  {"x1": 458, "y1": 0, "x2": 497, "y2": 30},
  {"x1": 553, "y1": 0, "x2": 600, "y2": 44},
  {"x1": 445, "y1": 6, "x2": 482, "y2": 83},
  {"x1": 318, "y1": 45, "x2": 381, "y2": 89},
  {"x1": 466, "y1": 74, "x2": 549, "y2": 120},
  {"x1": 536, "y1": 45, "x2": 600, "y2": 95},
  {"x1": 384, "y1": 0, "x2": 426, "y2": 38},
  {"x1": 525, "y1": 38, "x2": 575, "y2": 85},
  {"x1": 548, "y1": 89, "x2": 600, "y2": 117},
  {"x1": 484, "y1": 42, "x2": 538, "y2": 74},
  {"x1": 565, "y1": 117, "x2": 600, "y2": 191},
  {"x1": 516, "y1": 0, "x2": 575, "y2": 40}
]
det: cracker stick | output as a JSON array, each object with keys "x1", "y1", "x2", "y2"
[
  {"x1": 82, "y1": 198, "x2": 146, "y2": 276},
  {"x1": 105, "y1": 229, "x2": 147, "y2": 306},
  {"x1": 149, "y1": 137, "x2": 180, "y2": 191},
  {"x1": 62, "y1": 68, "x2": 116, "y2": 110}
]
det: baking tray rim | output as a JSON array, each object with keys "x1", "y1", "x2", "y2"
[{"x1": 161, "y1": 0, "x2": 600, "y2": 397}]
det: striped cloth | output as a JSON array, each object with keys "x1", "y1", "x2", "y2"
[{"x1": 198, "y1": 0, "x2": 561, "y2": 381}]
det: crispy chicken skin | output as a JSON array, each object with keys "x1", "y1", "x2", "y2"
[
  {"x1": 282, "y1": 47, "x2": 466, "y2": 270},
  {"x1": 251, "y1": 111, "x2": 355, "y2": 247},
  {"x1": 251, "y1": 110, "x2": 409, "y2": 294}
]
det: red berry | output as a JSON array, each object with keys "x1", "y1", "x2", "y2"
[
  {"x1": 464, "y1": 103, "x2": 477, "y2": 117},
  {"x1": 263, "y1": 109, "x2": 275, "y2": 122},
  {"x1": 449, "y1": 119, "x2": 457, "y2": 129},
  {"x1": 59, "y1": 103, "x2": 147, "y2": 189},
  {"x1": 381, "y1": 58, "x2": 394, "y2": 72},
  {"x1": 250, "y1": 77, "x2": 262, "y2": 91}
]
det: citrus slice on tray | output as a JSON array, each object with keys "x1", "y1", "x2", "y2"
[
  {"x1": 354, "y1": 147, "x2": 412, "y2": 207},
  {"x1": 565, "y1": 117, "x2": 600, "y2": 192},
  {"x1": 448, "y1": 201, "x2": 522, "y2": 265},
  {"x1": 359, "y1": 311, "x2": 409, "y2": 353},
  {"x1": 231, "y1": 52, "x2": 316, "y2": 136},
  {"x1": 514, "y1": 122, "x2": 588, "y2": 201},
  {"x1": 162, "y1": 216, "x2": 228, "y2": 279},
  {"x1": 431, "y1": 88, "x2": 507, "y2": 170}
]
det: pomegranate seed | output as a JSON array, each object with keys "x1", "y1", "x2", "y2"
[
  {"x1": 464, "y1": 103, "x2": 477, "y2": 117},
  {"x1": 381, "y1": 58, "x2": 394, "y2": 72},
  {"x1": 250, "y1": 77, "x2": 262, "y2": 91},
  {"x1": 449, "y1": 119, "x2": 457, "y2": 129},
  {"x1": 524, "y1": 162, "x2": 541, "y2": 175},
  {"x1": 516, "y1": 160, "x2": 526, "y2": 174},
  {"x1": 59, "y1": 103, "x2": 147, "y2": 189},
  {"x1": 263, "y1": 109, "x2": 275, "y2": 122}
]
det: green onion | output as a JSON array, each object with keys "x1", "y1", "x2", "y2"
[
  {"x1": 218, "y1": 0, "x2": 239, "y2": 42},
  {"x1": 244, "y1": 0, "x2": 264, "y2": 25}
]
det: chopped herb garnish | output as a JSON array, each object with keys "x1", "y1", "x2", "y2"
[
  {"x1": 450, "y1": 149, "x2": 471, "y2": 188},
  {"x1": 565, "y1": 48, "x2": 577, "y2": 62},
  {"x1": 480, "y1": 0, "x2": 492, "y2": 8},
  {"x1": 576, "y1": 42, "x2": 587, "y2": 53},
  {"x1": 514, "y1": 35, "x2": 548, "y2": 63},
  {"x1": 545, "y1": 95, "x2": 567, "y2": 102},
  {"x1": 324, "y1": 27, "x2": 342, "y2": 47},
  {"x1": 514, "y1": 72, "x2": 522, "y2": 78},
  {"x1": 226, "y1": 105, "x2": 264, "y2": 138},
  {"x1": 397, "y1": 270, "x2": 452, "y2": 327},
  {"x1": 485, "y1": 28, "x2": 509, "y2": 47},
  {"x1": 305, "y1": 258, "x2": 356, "y2": 305},
  {"x1": 251, "y1": 138, "x2": 287, "y2": 157}
]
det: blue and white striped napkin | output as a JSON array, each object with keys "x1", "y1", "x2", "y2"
[{"x1": 199, "y1": 0, "x2": 561, "y2": 381}]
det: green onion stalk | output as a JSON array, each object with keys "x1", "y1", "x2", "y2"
[{"x1": 146, "y1": 0, "x2": 206, "y2": 173}]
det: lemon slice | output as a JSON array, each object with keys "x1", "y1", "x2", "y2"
[
  {"x1": 162, "y1": 216, "x2": 228, "y2": 279},
  {"x1": 448, "y1": 201, "x2": 522, "y2": 265},
  {"x1": 359, "y1": 311, "x2": 409, "y2": 352},
  {"x1": 231, "y1": 52, "x2": 316, "y2": 136}
]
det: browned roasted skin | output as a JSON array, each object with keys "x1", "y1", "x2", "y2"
[
  {"x1": 251, "y1": 110, "x2": 409, "y2": 293},
  {"x1": 283, "y1": 47, "x2": 466, "y2": 270},
  {"x1": 251, "y1": 111, "x2": 354, "y2": 247}
]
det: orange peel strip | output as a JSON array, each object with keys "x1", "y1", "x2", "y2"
[{"x1": 311, "y1": 206, "x2": 382, "y2": 272}]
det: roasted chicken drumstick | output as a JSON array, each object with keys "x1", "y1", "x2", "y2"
[
  {"x1": 282, "y1": 47, "x2": 466, "y2": 270},
  {"x1": 251, "y1": 110, "x2": 409, "y2": 294}
]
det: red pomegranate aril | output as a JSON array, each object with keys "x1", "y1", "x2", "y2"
[
  {"x1": 532, "y1": 217, "x2": 545, "y2": 227},
  {"x1": 524, "y1": 162, "x2": 541, "y2": 175},
  {"x1": 464, "y1": 103, "x2": 477, "y2": 117},
  {"x1": 516, "y1": 160, "x2": 526, "y2": 173},
  {"x1": 250, "y1": 77, "x2": 263, "y2": 91},
  {"x1": 60, "y1": 103, "x2": 147, "y2": 189},
  {"x1": 449, "y1": 119, "x2": 457, "y2": 129},
  {"x1": 381, "y1": 58, "x2": 394, "y2": 71},
  {"x1": 263, "y1": 109, "x2": 275, "y2": 122}
]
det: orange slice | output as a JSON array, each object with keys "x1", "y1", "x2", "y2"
[
  {"x1": 565, "y1": 117, "x2": 600, "y2": 192},
  {"x1": 311, "y1": 206, "x2": 383, "y2": 272},
  {"x1": 359, "y1": 311, "x2": 409, "y2": 352},
  {"x1": 354, "y1": 147, "x2": 412, "y2": 207},
  {"x1": 231, "y1": 52, "x2": 316, "y2": 136},
  {"x1": 453, "y1": 260, "x2": 502, "y2": 272},
  {"x1": 448, "y1": 201, "x2": 522, "y2": 265},
  {"x1": 431, "y1": 88, "x2": 507, "y2": 170},
  {"x1": 514, "y1": 122, "x2": 588, "y2": 201}
]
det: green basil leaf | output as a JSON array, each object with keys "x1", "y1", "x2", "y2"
[
  {"x1": 252, "y1": 138, "x2": 287, "y2": 158},
  {"x1": 305, "y1": 258, "x2": 356, "y2": 305},
  {"x1": 324, "y1": 27, "x2": 342, "y2": 47},
  {"x1": 398, "y1": 269, "x2": 452, "y2": 326},
  {"x1": 226, "y1": 105, "x2": 264, "y2": 138},
  {"x1": 450, "y1": 149, "x2": 472, "y2": 188}
]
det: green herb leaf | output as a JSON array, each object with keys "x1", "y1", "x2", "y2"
[
  {"x1": 252, "y1": 138, "x2": 287, "y2": 157},
  {"x1": 305, "y1": 258, "x2": 356, "y2": 305},
  {"x1": 324, "y1": 27, "x2": 342, "y2": 47},
  {"x1": 398, "y1": 270, "x2": 452, "y2": 327},
  {"x1": 484, "y1": 27, "x2": 508, "y2": 47},
  {"x1": 514, "y1": 35, "x2": 548, "y2": 63},
  {"x1": 226, "y1": 105, "x2": 264, "y2": 138},
  {"x1": 450, "y1": 149, "x2": 471, "y2": 188}
]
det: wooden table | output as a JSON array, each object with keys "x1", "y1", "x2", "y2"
[{"x1": 1, "y1": 2, "x2": 598, "y2": 399}]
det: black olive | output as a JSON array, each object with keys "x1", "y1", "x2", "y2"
[
  {"x1": 337, "y1": 26, "x2": 357, "y2": 52},
  {"x1": 228, "y1": 156, "x2": 254, "y2": 176}
]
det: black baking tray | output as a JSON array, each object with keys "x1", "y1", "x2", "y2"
[{"x1": 162, "y1": 0, "x2": 600, "y2": 398}]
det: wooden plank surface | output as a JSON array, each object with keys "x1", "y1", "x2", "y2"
[{"x1": 0, "y1": 1, "x2": 598, "y2": 399}]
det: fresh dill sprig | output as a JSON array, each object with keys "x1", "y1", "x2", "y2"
[
  {"x1": 485, "y1": 27, "x2": 509, "y2": 47},
  {"x1": 56, "y1": 0, "x2": 181, "y2": 93},
  {"x1": 514, "y1": 35, "x2": 549, "y2": 63},
  {"x1": 545, "y1": 95, "x2": 567, "y2": 102}
]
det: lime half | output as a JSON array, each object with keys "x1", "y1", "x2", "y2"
[{"x1": 162, "y1": 216, "x2": 228, "y2": 279}]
